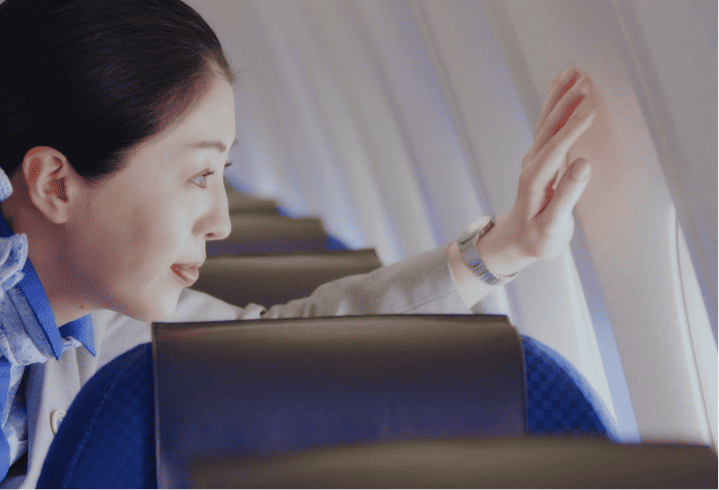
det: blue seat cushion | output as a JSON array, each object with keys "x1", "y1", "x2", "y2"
[
  {"x1": 38, "y1": 344, "x2": 156, "y2": 489},
  {"x1": 522, "y1": 335, "x2": 616, "y2": 439}
]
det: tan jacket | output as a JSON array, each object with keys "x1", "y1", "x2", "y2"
[{"x1": 13, "y1": 245, "x2": 471, "y2": 488}]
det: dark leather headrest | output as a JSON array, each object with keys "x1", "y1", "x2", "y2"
[
  {"x1": 190, "y1": 249, "x2": 382, "y2": 307},
  {"x1": 207, "y1": 215, "x2": 327, "y2": 255},
  {"x1": 189, "y1": 437, "x2": 718, "y2": 488},
  {"x1": 152, "y1": 314, "x2": 526, "y2": 488}
]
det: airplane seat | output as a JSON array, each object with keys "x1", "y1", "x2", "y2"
[
  {"x1": 522, "y1": 335, "x2": 615, "y2": 440},
  {"x1": 36, "y1": 325, "x2": 621, "y2": 489},
  {"x1": 38, "y1": 343, "x2": 156, "y2": 489}
]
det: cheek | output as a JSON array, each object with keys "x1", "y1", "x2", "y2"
[
  {"x1": 73, "y1": 180, "x2": 203, "y2": 311},
  {"x1": 91, "y1": 198, "x2": 192, "y2": 320},
  {"x1": 124, "y1": 199, "x2": 186, "y2": 277},
  {"x1": 81, "y1": 190, "x2": 186, "y2": 291}
]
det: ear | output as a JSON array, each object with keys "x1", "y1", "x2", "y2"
[{"x1": 21, "y1": 147, "x2": 86, "y2": 225}]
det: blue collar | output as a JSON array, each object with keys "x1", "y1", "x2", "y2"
[{"x1": 0, "y1": 209, "x2": 95, "y2": 359}]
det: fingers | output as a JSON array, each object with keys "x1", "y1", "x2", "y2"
[
  {"x1": 525, "y1": 104, "x2": 596, "y2": 217},
  {"x1": 539, "y1": 105, "x2": 595, "y2": 183},
  {"x1": 538, "y1": 158, "x2": 591, "y2": 226},
  {"x1": 534, "y1": 67, "x2": 583, "y2": 137},
  {"x1": 534, "y1": 76, "x2": 590, "y2": 156}
]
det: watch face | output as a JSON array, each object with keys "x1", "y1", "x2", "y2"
[
  {"x1": 478, "y1": 216, "x2": 495, "y2": 236},
  {"x1": 458, "y1": 230, "x2": 476, "y2": 244},
  {"x1": 458, "y1": 216, "x2": 494, "y2": 245},
  {"x1": 467, "y1": 216, "x2": 492, "y2": 233}
]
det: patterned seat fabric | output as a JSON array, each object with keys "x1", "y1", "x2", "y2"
[
  {"x1": 38, "y1": 344, "x2": 156, "y2": 489},
  {"x1": 522, "y1": 335, "x2": 613, "y2": 439},
  {"x1": 37, "y1": 336, "x2": 615, "y2": 488}
]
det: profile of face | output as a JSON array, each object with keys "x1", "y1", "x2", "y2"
[{"x1": 58, "y1": 73, "x2": 236, "y2": 322}]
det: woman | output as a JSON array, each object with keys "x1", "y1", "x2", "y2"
[{"x1": 0, "y1": 0, "x2": 596, "y2": 486}]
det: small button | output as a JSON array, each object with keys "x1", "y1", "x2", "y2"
[{"x1": 50, "y1": 410, "x2": 65, "y2": 435}]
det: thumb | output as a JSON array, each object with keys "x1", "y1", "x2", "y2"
[
  {"x1": 568, "y1": 158, "x2": 591, "y2": 182},
  {"x1": 539, "y1": 158, "x2": 591, "y2": 224}
]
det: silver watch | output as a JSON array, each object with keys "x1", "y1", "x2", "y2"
[{"x1": 456, "y1": 216, "x2": 517, "y2": 286}]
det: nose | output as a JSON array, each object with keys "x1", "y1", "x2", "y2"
[{"x1": 202, "y1": 183, "x2": 232, "y2": 241}]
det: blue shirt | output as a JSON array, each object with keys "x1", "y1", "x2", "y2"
[{"x1": 0, "y1": 210, "x2": 95, "y2": 480}]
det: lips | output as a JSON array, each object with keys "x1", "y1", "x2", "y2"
[{"x1": 171, "y1": 263, "x2": 201, "y2": 286}]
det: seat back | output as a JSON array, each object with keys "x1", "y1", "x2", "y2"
[
  {"x1": 189, "y1": 249, "x2": 382, "y2": 307},
  {"x1": 152, "y1": 314, "x2": 526, "y2": 488},
  {"x1": 225, "y1": 186, "x2": 279, "y2": 215},
  {"x1": 190, "y1": 437, "x2": 718, "y2": 488},
  {"x1": 207, "y1": 215, "x2": 327, "y2": 255}
]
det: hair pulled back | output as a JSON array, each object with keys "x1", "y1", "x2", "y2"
[{"x1": 0, "y1": 0, "x2": 236, "y2": 186}]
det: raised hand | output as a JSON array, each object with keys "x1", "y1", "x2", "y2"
[{"x1": 477, "y1": 67, "x2": 597, "y2": 276}]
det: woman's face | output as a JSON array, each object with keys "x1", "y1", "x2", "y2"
[{"x1": 65, "y1": 73, "x2": 235, "y2": 321}]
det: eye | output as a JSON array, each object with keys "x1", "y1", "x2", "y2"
[
  {"x1": 191, "y1": 171, "x2": 214, "y2": 188},
  {"x1": 191, "y1": 162, "x2": 233, "y2": 188}
]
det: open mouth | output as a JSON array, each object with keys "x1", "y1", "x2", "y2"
[{"x1": 170, "y1": 263, "x2": 200, "y2": 286}]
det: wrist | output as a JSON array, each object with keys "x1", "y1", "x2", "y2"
[{"x1": 474, "y1": 213, "x2": 536, "y2": 277}]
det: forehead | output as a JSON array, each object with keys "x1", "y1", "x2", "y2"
[{"x1": 132, "y1": 75, "x2": 236, "y2": 163}]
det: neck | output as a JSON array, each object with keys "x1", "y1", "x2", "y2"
[{"x1": 1, "y1": 188, "x2": 95, "y2": 328}]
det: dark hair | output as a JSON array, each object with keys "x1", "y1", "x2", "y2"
[{"x1": 0, "y1": 0, "x2": 236, "y2": 186}]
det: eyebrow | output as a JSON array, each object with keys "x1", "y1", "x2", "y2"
[{"x1": 184, "y1": 138, "x2": 238, "y2": 153}]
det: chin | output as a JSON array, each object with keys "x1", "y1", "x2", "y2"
[
  {"x1": 145, "y1": 295, "x2": 183, "y2": 322},
  {"x1": 112, "y1": 286, "x2": 183, "y2": 323}
]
